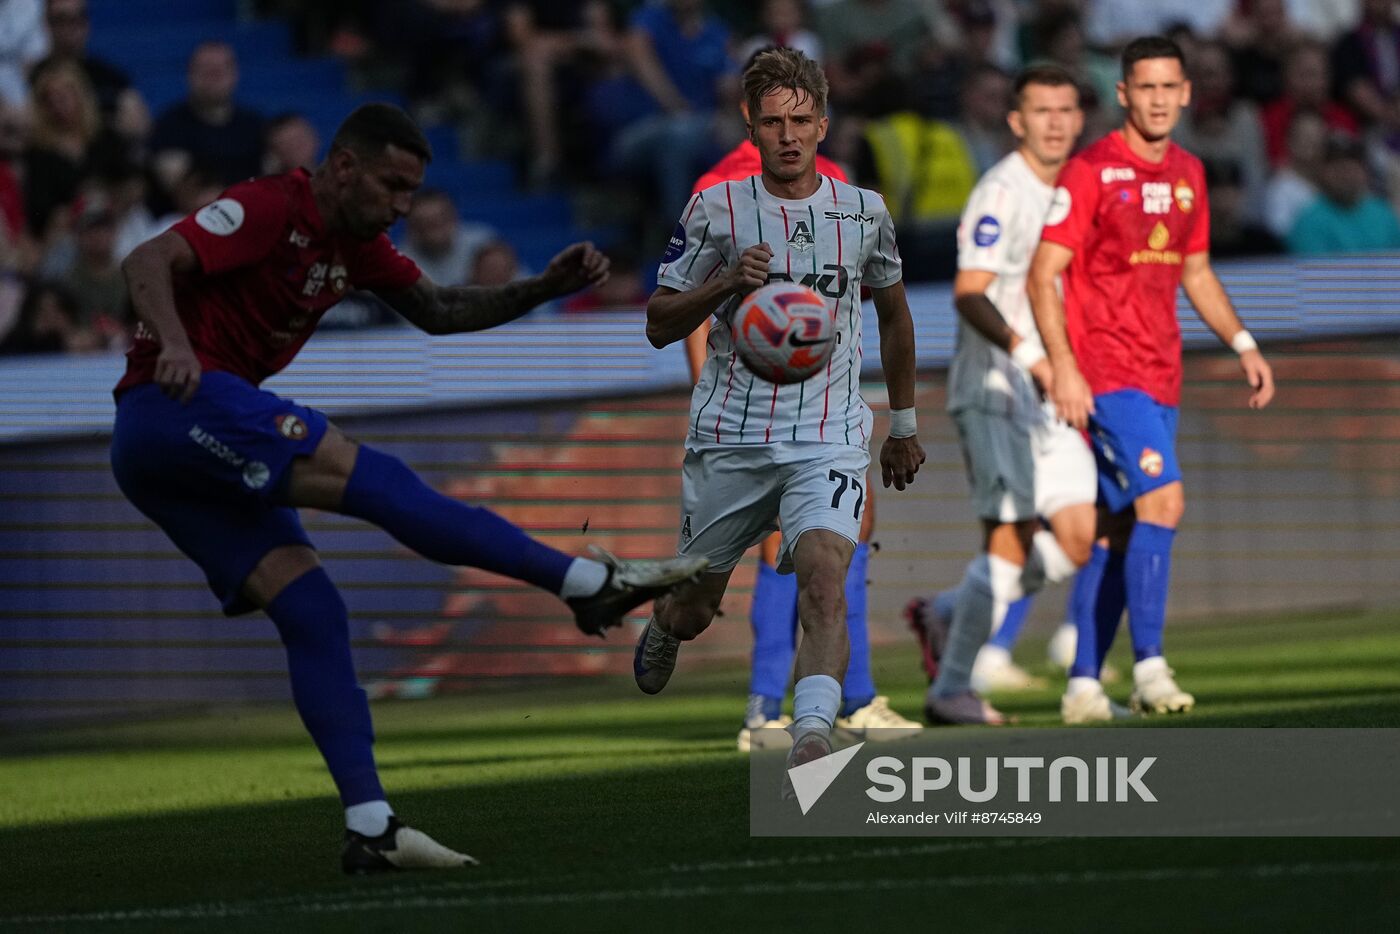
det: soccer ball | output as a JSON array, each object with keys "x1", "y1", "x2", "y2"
[{"x1": 731, "y1": 283, "x2": 833, "y2": 384}]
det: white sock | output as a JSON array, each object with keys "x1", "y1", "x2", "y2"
[
  {"x1": 975, "y1": 643, "x2": 1012, "y2": 669},
  {"x1": 560, "y1": 558, "x2": 609, "y2": 599},
  {"x1": 345, "y1": 800, "x2": 394, "y2": 837},
  {"x1": 792, "y1": 674, "x2": 841, "y2": 735},
  {"x1": 1133, "y1": 655, "x2": 1168, "y2": 683},
  {"x1": 1033, "y1": 530, "x2": 1079, "y2": 583},
  {"x1": 1066, "y1": 676, "x2": 1101, "y2": 697}
]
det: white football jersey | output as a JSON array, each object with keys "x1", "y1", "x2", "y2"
[
  {"x1": 948, "y1": 151, "x2": 1065, "y2": 424},
  {"x1": 658, "y1": 174, "x2": 902, "y2": 450}
]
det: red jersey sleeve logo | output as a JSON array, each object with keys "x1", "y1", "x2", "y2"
[{"x1": 194, "y1": 198, "x2": 246, "y2": 236}]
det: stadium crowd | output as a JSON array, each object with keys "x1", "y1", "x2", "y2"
[{"x1": 4, "y1": 0, "x2": 1400, "y2": 356}]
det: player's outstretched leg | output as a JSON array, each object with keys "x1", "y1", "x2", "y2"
[
  {"x1": 635, "y1": 568, "x2": 733, "y2": 694},
  {"x1": 249, "y1": 549, "x2": 477, "y2": 872},
  {"x1": 904, "y1": 588, "x2": 956, "y2": 681},
  {"x1": 835, "y1": 543, "x2": 922, "y2": 740},
  {"x1": 740, "y1": 549, "x2": 797, "y2": 751},
  {"x1": 291, "y1": 433, "x2": 707, "y2": 637}
]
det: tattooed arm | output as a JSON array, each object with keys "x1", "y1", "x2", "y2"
[{"x1": 379, "y1": 241, "x2": 609, "y2": 335}]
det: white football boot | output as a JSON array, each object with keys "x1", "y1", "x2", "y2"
[
  {"x1": 835, "y1": 696, "x2": 923, "y2": 741},
  {"x1": 1129, "y1": 658, "x2": 1196, "y2": 714}
]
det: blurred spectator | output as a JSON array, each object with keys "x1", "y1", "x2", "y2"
[
  {"x1": 0, "y1": 101, "x2": 29, "y2": 268},
  {"x1": 22, "y1": 58, "x2": 126, "y2": 243},
  {"x1": 1263, "y1": 109, "x2": 1327, "y2": 239},
  {"x1": 62, "y1": 193, "x2": 128, "y2": 339},
  {"x1": 818, "y1": 0, "x2": 930, "y2": 107},
  {"x1": 0, "y1": 280, "x2": 93, "y2": 354},
  {"x1": 1202, "y1": 159, "x2": 1280, "y2": 257},
  {"x1": 955, "y1": 64, "x2": 1014, "y2": 174},
  {"x1": 1287, "y1": 135, "x2": 1400, "y2": 254},
  {"x1": 399, "y1": 189, "x2": 498, "y2": 287},
  {"x1": 505, "y1": 0, "x2": 614, "y2": 187},
  {"x1": 1032, "y1": 10, "x2": 1117, "y2": 125},
  {"x1": 737, "y1": 0, "x2": 823, "y2": 65},
  {"x1": 1221, "y1": 0, "x2": 1305, "y2": 104},
  {"x1": 149, "y1": 42, "x2": 266, "y2": 196},
  {"x1": 561, "y1": 250, "x2": 647, "y2": 311},
  {"x1": 611, "y1": 0, "x2": 733, "y2": 221},
  {"x1": 1284, "y1": 0, "x2": 1360, "y2": 43},
  {"x1": 1331, "y1": 0, "x2": 1400, "y2": 132},
  {"x1": 153, "y1": 164, "x2": 224, "y2": 231},
  {"x1": 856, "y1": 101, "x2": 976, "y2": 278},
  {"x1": 0, "y1": 0, "x2": 48, "y2": 107},
  {"x1": 104, "y1": 161, "x2": 156, "y2": 260},
  {"x1": 948, "y1": 0, "x2": 1020, "y2": 73},
  {"x1": 263, "y1": 112, "x2": 321, "y2": 174},
  {"x1": 469, "y1": 240, "x2": 525, "y2": 286},
  {"x1": 1260, "y1": 41, "x2": 1358, "y2": 165},
  {"x1": 1083, "y1": 0, "x2": 1233, "y2": 49},
  {"x1": 43, "y1": 0, "x2": 129, "y2": 119},
  {"x1": 1173, "y1": 41, "x2": 1268, "y2": 225},
  {"x1": 377, "y1": 0, "x2": 499, "y2": 117}
]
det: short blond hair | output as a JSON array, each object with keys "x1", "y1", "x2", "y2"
[{"x1": 743, "y1": 48, "x2": 828, "y2": 121}]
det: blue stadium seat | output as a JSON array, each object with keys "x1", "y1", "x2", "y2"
[
  {"x1": 89, "y1": 20, "x2": 292, "y2": 73},
  {"x1": 424, "y1": 160, "x2": 516, "y2": 196},
  {"x1": 137, "y1": 58, "x2": 347, "y2": 115},
  {"x1": 88, "y1": 0, "x2": 237, "y2": 31},
  {"x1": 459, "y1": 194, "x2": 572, "y2": 228}
]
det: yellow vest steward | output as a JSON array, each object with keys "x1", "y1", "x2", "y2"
[{"x1": 864, "y1": 113, "x2": 977, "y2": 225}]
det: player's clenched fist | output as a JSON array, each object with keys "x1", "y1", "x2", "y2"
[
  {"x1": 543, "y1": 241, "x2": 611, "y2": 295},
  {"x1": 880, "y1": 435, "x2": 925, "y2": 491},
  {"x1": 727, "y1": 242, "x2": 774, "y2": 296},
  {"x1": 155, "y1": 343, "x2": 201, "y2": 403}
]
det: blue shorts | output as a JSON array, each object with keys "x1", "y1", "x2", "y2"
[
  {"x1": 110, "y1": 372, "x2": 329, "y2": 616},
  {"x1": 1088, "y1": 389, "x2": 1181, "y2": 514}
]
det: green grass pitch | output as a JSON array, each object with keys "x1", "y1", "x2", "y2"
[{"x1": 2, "y1": 609, "x2": 1399, "y2": 933}]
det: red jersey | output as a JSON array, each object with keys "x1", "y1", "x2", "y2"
[
  {"x1": 692, "y1": 140, "x2": 847, "y2": 194},
  {"x1": 1039, "y1": 131, "x2": 1210, "y2": 407},
  {"x1": 115, "y1": 169, "x2": 421, "y2": 396}
]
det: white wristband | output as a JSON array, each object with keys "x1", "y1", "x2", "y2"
[
  {"x1": 889, "y1": 407, "x2": 917, "y2": 438},
  {"x1": 1010, "y1": 339, "x2": 1047, "y2": 371},
  {"x1": 1230, "y1": 330, "x2": 1258, "y2": 354}
]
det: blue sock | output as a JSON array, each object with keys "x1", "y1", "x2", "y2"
[
  {"x1": 1093, "y1": 549, "x2": 1128, "y2": 674},
  {"x1": 840, "y1": 543, "x2": 875, "y2": 716},
  {"x1": 748, "y1": 559, "x2": 798, "y2": 707},
  {"x1": 341, "y1": 446, "x2": 575, "y2": 594},
  {"x1": 1125, "y1": 522, "x2": 1175, "y2": 661},
  {"x1": 1068, "y1": 545, "x2": 1108, "y2": 679},
  {"x1": 988, "y1": 594, "x2": 1034, "y2": 652},
  {"x1": 265, "y1": 568, "x2": 384, "y2": 807}
]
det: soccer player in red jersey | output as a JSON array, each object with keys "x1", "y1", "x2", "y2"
[
  {"x1": 110, "y1": 104, "x2": 706, "y2": 872},
  {"x1": 678, "y1": 58, "x2": 919, "y2": 752},
  {"x1": 1028, "y1": 36, "x2": 1275, "y2": 716}
]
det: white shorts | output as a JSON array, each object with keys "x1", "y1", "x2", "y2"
[
  {"x1": 676, "y1": 442, "x2": 869, "y2": 573},
  {"x1": 953, "y1": 407, "x2": 1096, "y2": 524}
]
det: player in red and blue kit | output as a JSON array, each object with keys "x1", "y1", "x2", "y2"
[
  {"x1": 1029, "y1": 37, "x2": 1275, "y2": 717},
  {"x1": 109, "y1": 104, "x2": 707, "y2": 873}
]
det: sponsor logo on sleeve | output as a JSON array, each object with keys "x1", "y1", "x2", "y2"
[
  {"x1": 973, "y1": 215, "x2": 1001, "y2": 247},
  {"x1": 194, "y1": 198, "x2": 245, "y2": 236},
  {"x1": 1045, "y1": 187, "x2": 1071, "y2": 227},
  {"x1": 276, "y1": 414, "x2": 308, "y2": 440},
  {"x1": 661, "y1": 222, "x2": 686, "y2": 264},
  {"x1": 1139, "y1": 448, "x2": 1165, "y2": 478}
]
